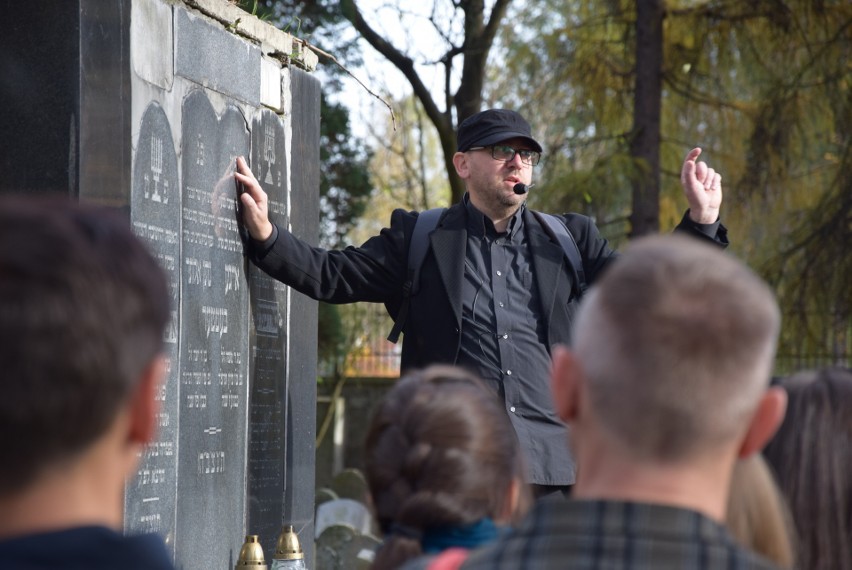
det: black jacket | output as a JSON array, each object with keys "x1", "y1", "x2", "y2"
[
  {"x1": 247, "y1": 200, "x2": 727, "y2": 484},
  {"x1": 247, "y1": 200, "x2": 724, "y2": 370}
]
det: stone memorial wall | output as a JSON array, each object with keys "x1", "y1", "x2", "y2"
[{"x1": 1, "y1": 1, "x2": 321, "y2": 567}]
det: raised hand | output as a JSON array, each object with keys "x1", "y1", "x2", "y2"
[
  {"x1": 235, "y1": 156, "x2": 273, "y2": 241},
  {"x1": 680, "y1": 148, "x2": 723, "y2": 224}
]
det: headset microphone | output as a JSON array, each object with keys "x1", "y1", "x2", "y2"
[{"x1": 513, "y1": 183, "x2": 535, "y2": 195}]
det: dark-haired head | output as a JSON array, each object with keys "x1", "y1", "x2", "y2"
[
  {"x1": 762, "y1": 367, "x2": 852, "y2": 570},
  {"x1": 0, "y1": 195, "x2": 170, "y2": 496},
  {"x1": 365, "y1": 365, "x2": 528, "y2": 570}
]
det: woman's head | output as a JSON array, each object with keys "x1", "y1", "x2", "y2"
[
  {"x1": 365, "y1": 365, "x2": 527, "y2": 568},
  {"x1": 762, "y1": 367, "x2": 852, "y2": 570}
]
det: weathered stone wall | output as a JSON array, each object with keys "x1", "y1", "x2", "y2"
[{"x1": 1, "y1": 1, "x2": 320, "y2": 567}]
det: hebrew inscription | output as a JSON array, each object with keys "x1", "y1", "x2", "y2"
[
  {"x1": 246, "y1": 109, "x2": 289, "y2": 553},
  {"x1": 127, "y1": 102, "x2": 181, "y2": 557},
  {"x1": 176, "y1": 90, "x2": 250, "y2": 570}
]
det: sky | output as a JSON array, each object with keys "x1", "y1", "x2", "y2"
[{"x1": 329, "y1": 1, "x2": 472, "y2": 138}]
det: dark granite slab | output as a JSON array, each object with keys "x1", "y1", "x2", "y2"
[
  {"x1": 0, "y1": 1, "x2": 79, "y2": 195},
  {"x1": 126, "y1": 101, "x2": 181, "y2": 559},
  {"x1": 176, "y1": 89, "x2": 250, "y2": 569},
  {"x1": 0, "y1": 0, "x2": 130, "y2": 201},
  {"x1": 246, "y1": 109, "x2": 290, "y2": 555},
  {"x1": 2, "y1": 4, "x2": 321, "y2": 568},
  {"x1": 282, "y1": 68, "x2": 322, "y2": 568},
  {"x1": 78, "y1": 0, "x2": 131, "y2": 204}
]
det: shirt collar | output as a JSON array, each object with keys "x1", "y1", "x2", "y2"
[{"x1": 463, "y1": 193, "x2": 525, "y2": 240}]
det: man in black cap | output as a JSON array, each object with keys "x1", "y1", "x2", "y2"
[{"x1": 236, "y1": 109, "x2": 726, "y2": 495}]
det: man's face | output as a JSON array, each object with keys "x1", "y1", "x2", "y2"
[{"x1": 460, "y1": 137, "x2": 535, "y2": 214}]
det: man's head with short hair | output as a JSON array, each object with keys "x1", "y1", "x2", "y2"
[
  {"x1": 552, "y1": 234, "x2": 785, "y2": 518},
  {"x1": 0, "y1": 196, "x2": 170, "y2": 498},
  {"x1": 452, "y1": 109, "x2": 543, "y2": 224}
]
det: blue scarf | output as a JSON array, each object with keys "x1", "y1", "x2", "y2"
[{"x1": 420, "y1": 518, "x2": 502, "y2": 553}]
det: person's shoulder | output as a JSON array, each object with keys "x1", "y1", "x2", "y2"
[
  {"x1": 558, "y1": 212, "x2": 597, "y2": 232},
  {"x1": 456, "y1": 504, "x2": 556, "y2": 569},
  {"x1": 0, "y1": 527, "x2": 174, "y2": 570},
  {"x1": 390, "y1": 202, "x2": 462, "y2": 235},
  {"x1": 530, "y1": 209, "x2": 596, "y2": 230},
  {"x1": 388, "y1": 207, "x2": 436, "y2": 229}
]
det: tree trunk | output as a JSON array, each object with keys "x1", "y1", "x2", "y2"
[{"x1": 629, "y1": 0, "x2": 664, "y2": 237}]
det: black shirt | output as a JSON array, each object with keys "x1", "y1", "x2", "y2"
[{"x1": 457, "y1": 198, "x2": 572, "y2": 484}]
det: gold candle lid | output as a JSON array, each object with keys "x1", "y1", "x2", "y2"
[
  {"x1": 274, "y1": 525, "x2": 304, "y2": 560},
  {"x1": 236, "y1": 535, "x2": 268, "y2": 569}
]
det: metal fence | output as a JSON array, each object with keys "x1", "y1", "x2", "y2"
[
  {"x1": 324, "y1": 305, "x2": 851, "y2": 379},
  {"x1": 774, "y1": 309, "x2": 851, "y2": 375}
]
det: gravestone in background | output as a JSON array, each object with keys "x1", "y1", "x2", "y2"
[
  {"x1": 127, "y1": 101, "x2": 181, "y2": 548},
  {"x1": 176, "y1": 91, "x2": 252, "y2": 567},
  {"x1": 0, "y1": 1, "x2": 321, "y2": 567},
  {"x1": 246, "y1": 107, "x2": 290, "y2": 553}
]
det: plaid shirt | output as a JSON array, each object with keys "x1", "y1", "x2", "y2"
[{"x1": 460, "y1": 499, "x2": 781, "y2": 570}]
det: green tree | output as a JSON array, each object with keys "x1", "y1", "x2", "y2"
[
  {"x1": 318, "y1": 97, "x2": 373, "y2": 249},
  {"x1": 495, "y1": 0, "x2": 852, "y2": 368},
  {"x1": 362, "y1": 95, "x2": 450, "y2": 217},
  {"x1": 630, "y1": 0, "x2": 664, "y2": 236},
  {"x1": 236, "y1": 1, "x2": 375, "y2": 371},
  {"x1": 236, "y1": 0, "x2": 372, "y2": 248}
]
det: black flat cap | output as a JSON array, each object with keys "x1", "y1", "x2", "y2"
[{"x1": 456, "y1": 109, "x2": 543, "y2": 153}]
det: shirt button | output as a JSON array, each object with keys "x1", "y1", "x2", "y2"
[
  {"x1": 496, "y1": 270, "x2": 502, "y2": 276},
  {"x1": 506, "y1": 370, "x2": 512, "y2": 376},
  {"x1": 498, "y1": 302, "x2": 504, "y2": 308},
  {"x1": 510, "y1": 406, "x2": 516, "y2": 413},
  {"x1": 502, "y1": 334, "x2": 508, "y2": 339}
]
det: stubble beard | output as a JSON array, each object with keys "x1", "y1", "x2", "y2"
[
  {"x1": 469, "y1": 172, "x2": 526, "y2": 220},
  {"x1": 492, "y1": 184, "x2": 524, "y2": 215},
  {"x1": 470, "y1": 187, "x2": 525, "y2": 220}
]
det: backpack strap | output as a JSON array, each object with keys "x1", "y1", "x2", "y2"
[
  {"x1": 387, "y1": 208, "x2": 445, "y2": 343},
  {"x1": 532, "y1": 211, "x2": 587, "y2": 297},
  {"x1": 408, "y1": 208, "x2": 446, "y2": 295}
]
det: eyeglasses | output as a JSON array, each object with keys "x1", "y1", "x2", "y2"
[{"x1": 468, "y1": 145, "x2": 541, "y2": 166}]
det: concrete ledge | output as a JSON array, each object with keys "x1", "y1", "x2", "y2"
[
  {"x1": 175, "y1": 8, "x2": 261, "y2": 104},
  {"x1": 132, "y1": 0, "x2": 174, "y2": 89},
  {"x1": 183, "y1": 0, "x2": 317, "y2": 71}
]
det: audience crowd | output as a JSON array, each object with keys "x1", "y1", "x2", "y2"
[
  {"x1": 1, "y1": 194, "x2": 850, "y2": 570},
  {"x1": 362, "y1": 234, "x2": 838, "y2": 570}
]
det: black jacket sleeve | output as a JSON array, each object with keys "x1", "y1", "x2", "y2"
[
  {"x1": 561, "y1": 213, "x2": 619, "y2": 286},
  {"x1": 559, "y1": 208, "x2": 729, "y2": 289},
  {"x1": 244, "y1": 208, "x2": 417, "y2": 304},
  {"x1": 674, "y1": 210, "x2": 729, "y2": 248}
]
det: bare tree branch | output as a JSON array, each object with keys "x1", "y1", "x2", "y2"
[
  {"x1": 304, "y1": 43, "x2": 395, "y2": 131},
  {"x1": 341, "y1": 0, "x2": 449, "y2": 133},
  {"x1": 341, "y1": 0, "x2": 462, "y2": 200}
]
